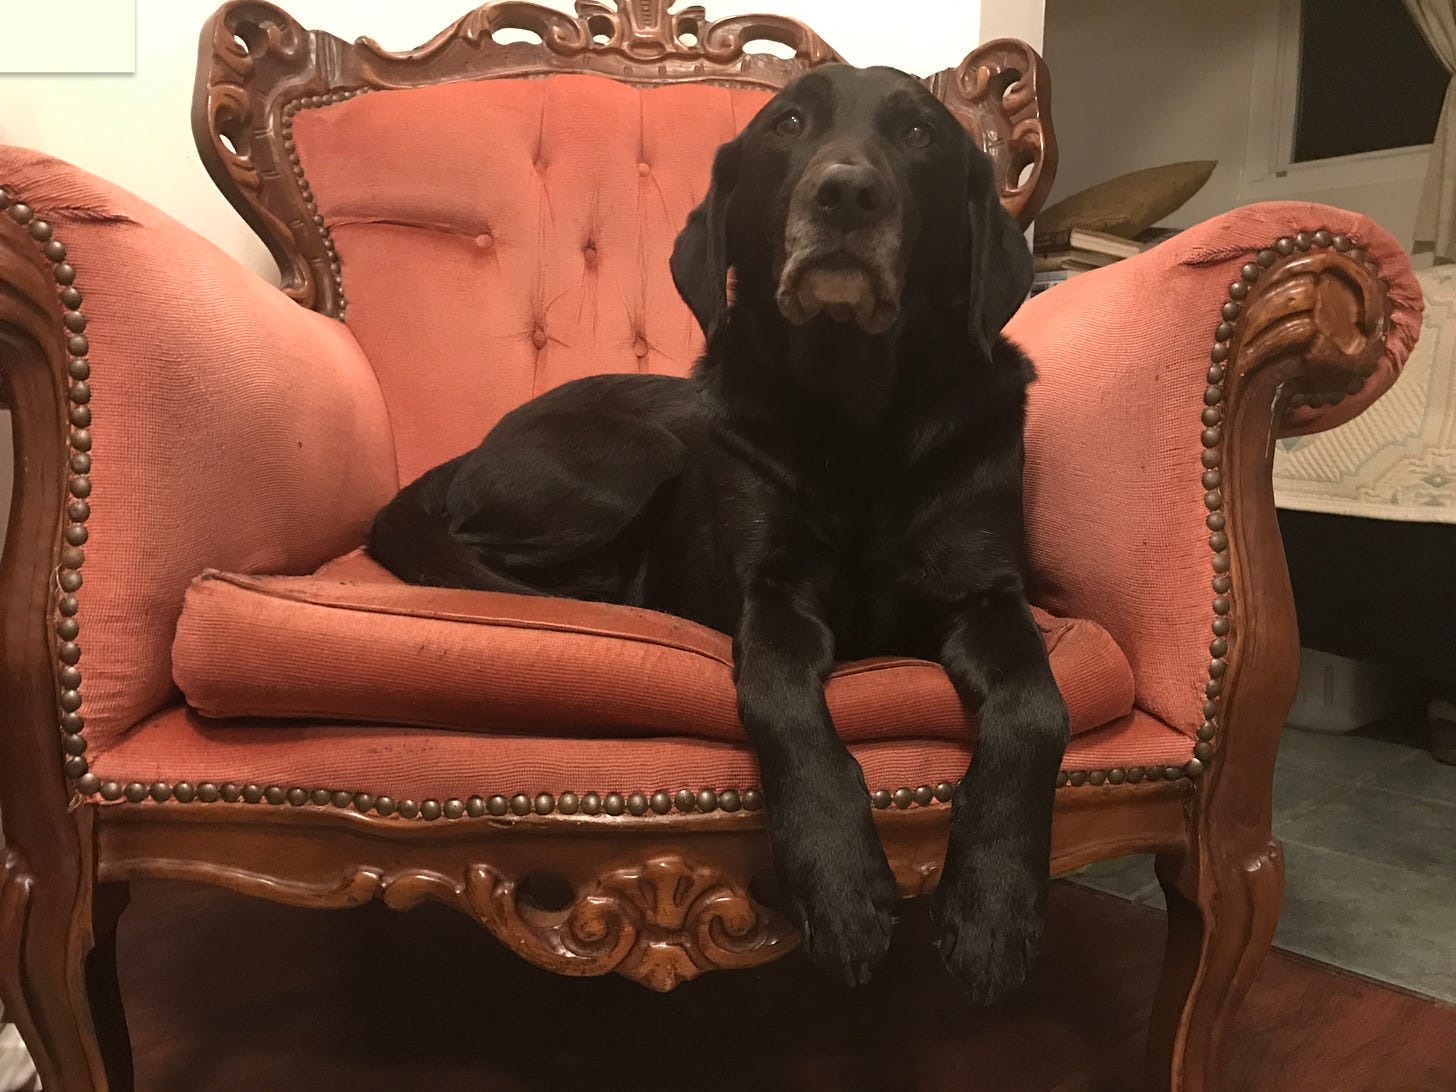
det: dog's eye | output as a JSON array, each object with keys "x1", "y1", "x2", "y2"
[
  {"x1": 903, "y1": 123, "x2": 934, "y2": 148},
  {"x1": 774, "y1": 111, "x2": 804, "y2": 138}
]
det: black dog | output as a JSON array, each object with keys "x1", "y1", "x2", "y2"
[{"x1": 369, "y1": 63, "x2": 1069, "y2": 1003}]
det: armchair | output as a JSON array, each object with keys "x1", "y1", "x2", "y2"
[{"x1": 0, "y1": 2, "x2": 1421, "y2": 1089}]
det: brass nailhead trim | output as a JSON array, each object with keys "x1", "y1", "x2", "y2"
[
  {"x1": 0, "y1": 189, "x2": 967, "y2": 821},
  {"x1": 15, "y1": 172, "x2": 1375, "y2": 818},
  {"x1": 281, "y1": 87, "x2": 369, "y2": 319},
  {"x1": 3, "y1": 184, "x2": 102, "y2": 798},
  {"x1": 1055, "y1": 229, "x2": 1376, "y2": 789},
  {"x1": 72, "y1": 775, "x2": 984, "y2": 820},
  {"x1": 0, "y1": 181, "x2": 753, "y2": 823}
]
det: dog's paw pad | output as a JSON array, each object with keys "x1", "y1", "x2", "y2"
[
  {"x1": 932, "y1": 913, "x2": 1040, "y2": 1007},
  {"x1": 797, "y1": 893, "x2": 895, "y2": 987},
  {"x1": 931, "y1": 856, "x2": 1046, "y2": 1006},
  {"x1": 778, "y1": 823, "x2": 899, "y2": 986}
]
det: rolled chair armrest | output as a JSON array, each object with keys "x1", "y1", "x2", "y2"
[
  {"x1": 0, "y1": 145, "x2": 398, "y2": 755},
  {"x1": 1006, "y1": 201, "x2": 1422, "y2": 741}
]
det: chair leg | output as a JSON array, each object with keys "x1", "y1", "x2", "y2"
[
  {"x1": 86, "y1": 882, "x2": 135, "y2": 1091},
  {"x1": 0, "y1": 849, "x2": 114, "y2": 1091},
  {"x1": 1146, "y1": 839, "x2": 1284, "y2": 1091}
]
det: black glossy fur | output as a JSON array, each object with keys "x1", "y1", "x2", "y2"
[{"x1": 369, "y1": 64, "x2": 1070, "y2": 1003}]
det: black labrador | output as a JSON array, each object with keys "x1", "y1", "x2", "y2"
[{"x1": 369, "y1": 63, "x2": 1069, "y2": 1004}]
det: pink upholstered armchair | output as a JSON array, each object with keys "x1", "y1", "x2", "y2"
[{"x1": 0, "y1": 2, "x2": 1422, "y2": 1089}]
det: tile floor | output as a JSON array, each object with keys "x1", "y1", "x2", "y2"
[{"x1": 1070, "y1": 712, "x2": 1456, "y2": 1003}]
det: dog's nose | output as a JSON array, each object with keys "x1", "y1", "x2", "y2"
[{"x1": 813, "y1": 162, "x2": 889, "y2": 232}]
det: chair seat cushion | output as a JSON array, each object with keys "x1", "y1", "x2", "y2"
[
  {"x1": 90, "y1": 706, "x2": 1193, "y2": 810},
  {"x1": 172, "y1": 550, "x2": 1135, "y2": 744}
]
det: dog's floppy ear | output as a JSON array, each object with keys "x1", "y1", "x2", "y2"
[
  {"x1": 671, "y1": 138, "x2": 740, "y2": 342},
  {"x1": 965, "y1": 160, "x2": 1033, "y2": 353}
]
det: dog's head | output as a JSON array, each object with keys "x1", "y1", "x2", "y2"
[{"x1": 671, "y1": 64, "x2": 1032, "y2": 350}]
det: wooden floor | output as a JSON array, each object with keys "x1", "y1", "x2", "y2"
[{"x1": 113, "y1": 879, "x2": 1456, "y2": 1091}]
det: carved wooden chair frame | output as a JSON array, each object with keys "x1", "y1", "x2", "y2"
[{"x1": 0, "y1": 2, "x2": 1393, "y2": 1089}]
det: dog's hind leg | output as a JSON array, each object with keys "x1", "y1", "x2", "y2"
[
  {"x1": 446, "y1": 407, "x2": 687, "y2": 577},
  {"x1": 371, "y1": 394, "x2": 689, "y2": 598},
  {"x1": 368, "y1": 455, "x2": 541, "y2": 592}
]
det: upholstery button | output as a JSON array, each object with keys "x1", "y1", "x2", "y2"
[
  {"x1": 632, "y1": 336, "x2": 649, "y2": 358},
  {"x1": 475, "y1": 232, "x2": 494, "y2": 249},
  {"x1": 532, "y1": 326, "x2": 548, "y2": 350},
  {"x1": 637, "y1": 161, "x2": 650, "y2": 176}
]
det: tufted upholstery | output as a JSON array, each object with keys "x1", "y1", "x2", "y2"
[
  {"x1": 291, "y1": 74, "x2": 772, "y2": 484},
  {"x1": 4, "y1": 83, "x2": 1424, "y2": 764},
  {"x1": 260, "y1": 80, "x2": 1428, "y2": 743}
]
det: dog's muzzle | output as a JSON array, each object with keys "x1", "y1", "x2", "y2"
[{"x1": 776, "y1": 155, "x2": 904, "y2": 335}]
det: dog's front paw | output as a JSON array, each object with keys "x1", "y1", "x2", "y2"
[
  {"x1": 771, "y1": 801, "x2": 898, "y2": 986},
  {"x1": 931, "y1": 820, "x2": 1048, "y2": 1006}
]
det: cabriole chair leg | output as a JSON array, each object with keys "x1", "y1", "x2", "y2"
[{"x1": 1146, "y1": 840, "x2": 1284, "y2": 1091}]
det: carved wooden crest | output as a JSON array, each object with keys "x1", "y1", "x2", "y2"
[
  {"x1": 356, "y1": 0, "x2": 841, "y2": 71},
  {"x1": 194, "y1": 0, "x2": 1056, "y2": 317},
  {"x1": 931, "y1": 38, "x2": 1056, "y2": 231},
  {"x1": 469, "y1": 856, "x2": 797, "y2": 990}
]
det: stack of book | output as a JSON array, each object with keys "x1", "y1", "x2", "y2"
[{"x1": 1030, "y1": 227, "x2": 1144, "y2": 296}]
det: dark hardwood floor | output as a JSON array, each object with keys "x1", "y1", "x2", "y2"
[{"x1": 113, "y1": 879, "x2": 1456, "y2": 1091}]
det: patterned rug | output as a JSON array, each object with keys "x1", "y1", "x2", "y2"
[{"x1": 1275, "y1": 264, "x2": 1455, "y2": 523}]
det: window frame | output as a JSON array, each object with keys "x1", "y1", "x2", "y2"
[{"x1": 1243, "y1": 0, "x2": 1433, "y2": 198}]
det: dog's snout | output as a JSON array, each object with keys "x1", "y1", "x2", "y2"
[{"x1": 813, "y1": 162, "x2": 889, "y2": 232}]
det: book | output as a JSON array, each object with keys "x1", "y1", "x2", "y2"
[
  {"x1": 1035, "y1": 249, "x2": 1120, "y2": 272},
  {"x1": 1029, "y1": 269, "x2": 1076, "y2": 297},
  {"x1": 1032, "y1": 226, "x2": 1143, "y2": 260}
]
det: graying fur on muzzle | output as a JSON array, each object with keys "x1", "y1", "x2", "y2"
[{"x1": 774, "y1": 152, "x2": 905, "y2": 335}]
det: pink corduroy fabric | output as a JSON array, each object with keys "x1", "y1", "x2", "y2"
[
  {"x1": 290, "y1": 73, "x2": 774, "y2": 484},
  {"x1": 170, "y1": 548, "x2": 1135, "y2": 742},
  {"x1": 90, "y1": 705, "x2": 1192, "y2": 805},
  {"x1": 1007, "y1": 202, "x2": 1422, "y2": 735},
  {"x1": 290, "y1": 76, "x2": 1425, "y2": 737},
  {"x1": 6, "y1": 78, "x2": 1424, "y2": 772},
  {"x1": 0, "y1": 146, "x2": 400, "y2": 751}
]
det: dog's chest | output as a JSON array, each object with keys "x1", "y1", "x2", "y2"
[
  {"x1": 808, "y1": 446, "x2": 933, "y2": 655},
  {"x1": 810, "y1": 427, "x2": 901, "y2": 528}
]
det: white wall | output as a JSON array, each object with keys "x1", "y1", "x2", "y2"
[
  {"x1": 0, "y1": 0, "x2": 135, "y2": 74},
  {"x1": 1042, "y1": 0, "x2": 1424, "y2": 245},
  {"x1": 979, "y1": 0, "x2": 1045, "y2": 53}
]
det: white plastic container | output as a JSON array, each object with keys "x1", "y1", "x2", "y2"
[{"x1": 1286, "y1": 648, "x2": 1401, "y2": 735}]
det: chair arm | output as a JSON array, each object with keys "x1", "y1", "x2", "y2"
[
  {"x1": 1006, "y1": 201, "x2": 1422, "y2": 741},
  {"x1": 0, "y1": 145, "x2": 398, "y2": 761}
]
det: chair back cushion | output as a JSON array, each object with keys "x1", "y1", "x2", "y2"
[{"x1": 291, "y1": 74, "x2": 771, "y2": 483}]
